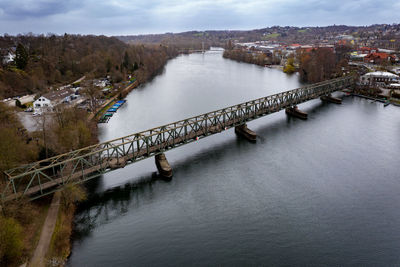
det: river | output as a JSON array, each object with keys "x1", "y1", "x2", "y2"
[{"x1": 68, "y1": 49, "x2": 400, "y2": 266}]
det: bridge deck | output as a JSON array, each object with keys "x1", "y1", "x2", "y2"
[{"x1": 1, "y1": 76, "x2": 354, "y2": 201}]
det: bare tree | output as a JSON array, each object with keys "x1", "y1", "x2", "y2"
[
  {"x1": 34, "y1": 112, "x2": 52, "y2": 158},
  {"x1": 82, "y1": 84, "x2": 101, "y2": 112}
]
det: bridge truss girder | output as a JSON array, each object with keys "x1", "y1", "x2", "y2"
[{"x1": 1, "y1": 76, "x2": 354, "y2": 201}]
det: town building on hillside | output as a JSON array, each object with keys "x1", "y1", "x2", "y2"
[
  {"x1": 350, "y1": 52, "x2": 368, "y2": 61},
  {"x1": 2, "y1": 94, "x2": 35, "y2": 107},
  {"x1": 359, "y1": 47, "x2": 377, "y2": 54},
  {"x1": 33, "y1": 88, "x2": 74, "y2": 113},
  {"x1": 2, "y1": 52, "x2": 15, "y2": 65},
  {"x1": 364, "y1": 52, "x2": 396, "y2": 64},
  {"x1": 360, "y1": 71, "x2": 399, "y2": 86}
]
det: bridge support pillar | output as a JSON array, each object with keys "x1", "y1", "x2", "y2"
[
  {"x1": 285, "y1": 106, "x2": 308, "y2": 120},
  {"x1": 109, "y1": 157, "x2": 127, "y2": 169},
  {"x1": 155, "y1": 153, "x2": 173, "y2": 178},
  {"x1": 235, "y1": 124, "x2": 257, "y2": 142},
  {"x1": 320, "y1": 94, "x2": 342, "y2": 104}
]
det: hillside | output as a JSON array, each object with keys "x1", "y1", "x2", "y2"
[{"x1": 0, "y1": 34, "x2": 178, "y2": 98}]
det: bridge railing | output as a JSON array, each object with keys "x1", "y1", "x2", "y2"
[{"x1": 1, "y1": 76, "x2": 354, "y2": 201}]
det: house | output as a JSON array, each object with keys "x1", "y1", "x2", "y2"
[
  {"x1": 289, "y1": 44, "x2": 301, "y2": 50},
  {"x1": 2, "y1": 94, "x2": 35, "y2": 107},
  {"x1": 364, "y1": 52, "x2": 395, "y2": 64},
  {"x1": 93, "y1": 78, "x2": 111, "y2": 88},
  {"x1": 2, "y1": 52, "x2": 15, "y2": 65},
  {"x1": 360, "y1": 71, "x2": 399, "y2": 86},
  {"x1": 359, "y1": 47, "x2": 377, "y2": 54},
  {"x1": 350, "y1": 52, "x2": 368, "y2": 61},
  {"x1": 33, "y1": 88, "x2": 74, "y2": 113}
]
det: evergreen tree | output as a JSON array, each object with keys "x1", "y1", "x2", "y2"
[
  {"x1": 15, "y1": 43, "x2": 28, "y2": 70},
  {"x1": 122, "y1": 51, "x2": 130, "y2": 70},
  {"x1": 133, "y1": 62, "x2": 139, "y2": 71},
  {"x1": 106, "y1": 58, "x2": 112, "y2": 73}
]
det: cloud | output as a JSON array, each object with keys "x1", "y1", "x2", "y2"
[
  {"x1": 0, "y1": 0, "x2": 82, "y2": 18},
  {"x1": 0, "y1": 0, "x2": 399, "y2": 35}
]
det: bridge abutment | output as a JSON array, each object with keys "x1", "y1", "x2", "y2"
[
  {"x1": 155, "y1": 153, "x2": 173, "y2": 178},
  {"x1": 285, "y1": 106, "x2": 308, "y2": 120},
  {"x1": 235, "y1": 124, "x2": 257, "y2": 142},
  {"x1": 320, "y1": 94, "x2": 342, "y2": 104}
]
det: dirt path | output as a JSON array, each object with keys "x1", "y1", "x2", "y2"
[{"x1": 29, "y1": 192, "x2": 61, "y2": 267}]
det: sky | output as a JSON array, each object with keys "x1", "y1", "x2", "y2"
[{"x1": 0, "y1": 0, "x2": 399, "y2": 36}]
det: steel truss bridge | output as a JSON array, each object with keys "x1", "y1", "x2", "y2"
[{"x1": 1, "y1": 76, "x2": 355, "y2": 202}]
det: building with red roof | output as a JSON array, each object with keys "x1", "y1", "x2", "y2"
[{"x1": 364, "y1": 52, "x2": 395, "y2": 64}]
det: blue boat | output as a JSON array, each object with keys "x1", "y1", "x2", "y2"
[
  {"x1": 108, "y1": 108, "x2": 117, "y2": 112},
  {"x1": 116, "y1": 100, "x2": 126, "y2": 104}
]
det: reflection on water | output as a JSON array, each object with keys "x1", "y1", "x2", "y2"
[{"x1": 73, "y1": 174, "x2": 161, "y2": 242}]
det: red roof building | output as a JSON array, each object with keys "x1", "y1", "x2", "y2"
[
  {"x1": 364, "y1": 52, "x2": 395, "y2": 64},
  {"x1": 360, "y1": 47, "x2": 377, "y2": 54}
]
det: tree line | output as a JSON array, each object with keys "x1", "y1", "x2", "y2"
[
  {"x1": 298, "y1": 47, "x2": 348, "y2": 83},
  {"x1": 223, "y1": 45, "x2": 349, "y2": 84},
  {"x1": 223, "y1": 49, "x2": 281, "y2": 66}
]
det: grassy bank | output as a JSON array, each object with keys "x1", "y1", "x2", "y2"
[
  {"x1": 45, "y1": 204, "x2": 75, "y2": 266},
  {"x1": 0, "y1": 197, "x2": 51, "y2": 266},
  {"x1": 46, "y1": 185, "x2": 86, "y2": 266}
]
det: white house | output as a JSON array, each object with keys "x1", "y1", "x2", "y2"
[
  {"x1": 2, "y1": 52, "x2": 15, "y2": 65},
  {"x1": 33, "y1": 88, "x2": 74, "y2": 113},
  {"x1": 33, "y1": 96, "x2": 52, "y2": 113},
  {"x1": 360, "y1": 71, "x2": 399, "y2": 86}
]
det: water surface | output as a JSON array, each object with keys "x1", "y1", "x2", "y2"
[{"x1": 68, "y1": 50, "x2": 400, "y2": 266}]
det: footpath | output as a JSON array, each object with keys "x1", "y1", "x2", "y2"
[{"x1": 29, "y1": 192, "x2": 61, "y2": 267}]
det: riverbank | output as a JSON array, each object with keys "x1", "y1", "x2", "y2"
[
  {"x1": 88, "y1": 80, "x2": 139, "y2": 122},
  {"x1": 350, "y1": 92, "x2": 400, "y2": 106}
]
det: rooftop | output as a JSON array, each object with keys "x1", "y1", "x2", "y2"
[
  {"x1": 364, "y1": 71, "x2": 399, "y2": 78},
  {"x1": 41, "y1": 88, "x2": 74, "y2": 102}
]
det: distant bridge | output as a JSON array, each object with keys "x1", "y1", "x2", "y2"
[{"x1": 1, "y1": 76, "x2": 355, "y2": 202}]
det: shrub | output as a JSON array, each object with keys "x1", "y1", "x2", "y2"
[
  {"x1": 283, "y1": 64, "x2": 296, "y2": 74},
  {"x1": 61, "y1": 184, "x2": 87, "y2": 209},
  {"x1": 0, "y1": 216, "x2": 23, "y2": 264}
]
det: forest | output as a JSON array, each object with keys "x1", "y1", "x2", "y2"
[
  {"x1": 0, "y1": 34, "x2": 179, "y2": 98},
  {"x1": 297, "y1": 47, "x2": 348, "y2": 83}
]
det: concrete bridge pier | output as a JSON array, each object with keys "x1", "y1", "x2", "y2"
[
  {"x1": 155, "y1": 153, "x2": 173, "y2": 178},
  {"x1": 235, "y1": 124, "x2": 257, "y2": 142},
  {"x1": 109, "y1": 157, "x2": 127, "y2": 169},
  {"x1": 320, "y1": 94, "x2": 342, "y2": 104},
  {"x1": 285, "y1": 106, "x2": 308, "y2": 120}
]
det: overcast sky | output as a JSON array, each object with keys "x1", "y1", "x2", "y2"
[{"x1": 0, "y1": 0, "x2": 399, "y2": 36}]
